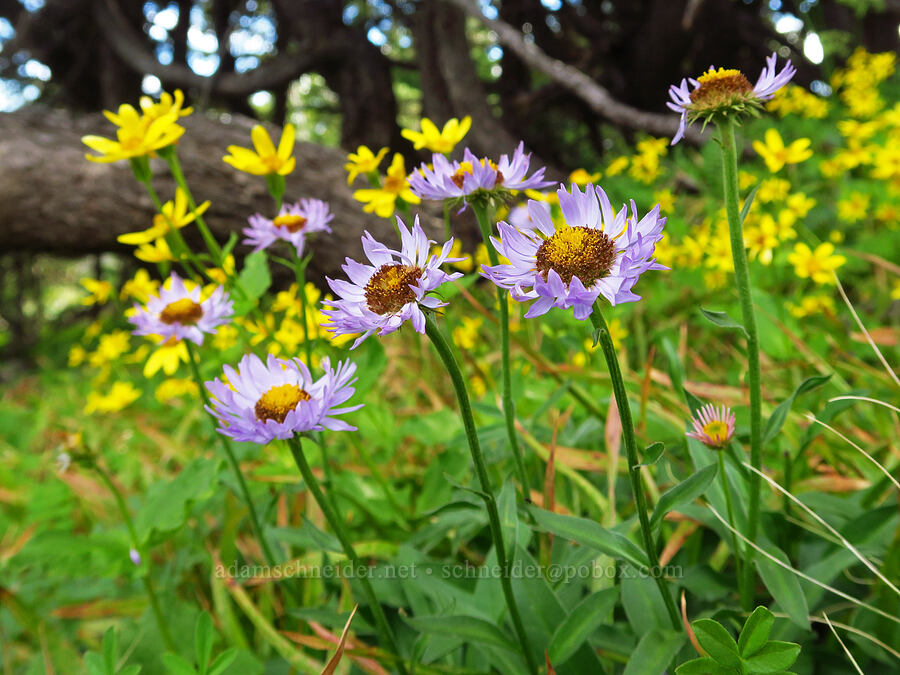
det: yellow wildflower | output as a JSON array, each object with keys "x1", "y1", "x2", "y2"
[
  {"x1": 605, "y1": 156, "x2": 628, "y2": 176},
  {"x1": 118, "y1": 188, "x2": 211, "y2": 246},
  {"x1": 135, "y1": 238, "x2": 174, "y2": 263},
  {"x1": 788, "y1": 295, "x2": 835, "y2": 318},
  {"x1": 274, "y1": 316, "x2": 306, "y2": 354},
  {"x1": 144, "y1": 338, "x2": 189, "y2": 377},
  {"x1": 84, "y1": 382, "x2": 141, "y2": 415},
  {"x1": 155, "y1": 378, "x2": 198, "y2": 403},
  {"x1": 837, "y1": 192, "x2": 870, "y2": 223},
  {"x1": 401, "y1": 116, "x2": 471, "y2": 153},
  {"x1": 212, "y1": 324, "x2": 240, "y2": 351},
  {"x1": 345, "y1": 146, "x2": 389, "y2": 185},
  {"x1": 84, "y1": 320, "x2": 103, "y2": 341},
  {"x1": 752, "y1": 129, "x2": 813, "y2": 173},
  {"x1": 892, "y1": 280, "x2": 900, "y2": 300},
  {"x1": 757, "y1": 178, "x2": 791, "y2": 203},
  {"x1": 829, "y1": 230, "x2": 844, "y2": 244},
  {"x1": 88, "y1": 331, "x2": 131, "y2": 368},
  {"x1": 787, "y1": 242, "x2": 846, "y2": 284},
  {"x1": 272, "y1": 283, "x2": 300, "y2": 315},
  {"x1": 223, "y1": 123, "x2": 296, "y2": 176},
  {"x1": 785, "y1": 193, "x2": 816, "y2": 218},
  {"x1": 569, "y1": 168, "x2": 601, "y2": 185},
  {"x1": 139, "y1": 89, "x2": 192, "y2": 124},
  {"x1": 744, "y1": 217, "x2": 778, "y2": 265},
  {"x1": 120, "y1": 268, "x2": 159, "y2": 303},
  {"x1": 653, "y1": 189, "x2": 675, "y2": 213},
  {"x1": 80, "y1": 278, "x2": 113, "y2": 306},
  {"x1": 353, "y1": 153, "x2": 420, "y2": 218},
  {"x1": 452, "y1": 317, "x2": 483, "y2": 350},
  {"x1": 83, "y1": 102, "x2": 184, "y2": 163},
  {"x1": 68, "y1": 345, "x2": 87, "y2": 367},
  {"x1": 206, "y1": 254, "x2": 235, "y2": 286},
  {"x1": 739, "y1": 170, "x2": 758, "y2": 191},
  {"x1": 469, "y1": 376, "x2": 487, "y2": 399}
]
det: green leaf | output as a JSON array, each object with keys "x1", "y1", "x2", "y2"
[
  {"x1": 738, "y1": 606, "x2": 774, "y2": 657},
  {"x1": 195, "y1": 612, "x2": 214, "y2": 675},
  {"x1": 699, "y1": 309, "x2": 748, "y2": 338},
  {"x1": 637, "y1": 442, "x2": 666, "y2": 468},
  {"x1": 763, "y1": 374, "x2": 832, "y2": 443},
  {"x1": 650, "y1": 463, "x2": 718, "y2": 529},
  {"x1": 207, "y1": 649, "x2": 239, "y2": 675},
  {"x1": 161, "y1": 653, "x2": 196, "y2": 675},
  {"x1": 134, "y1": 458, "x2": 221, "y2": 543},
  {"x1": 527, "y1": 506, "x2": 648, "y2": 568},
  {"x1": 233, "y1": 251, "x2": 271, "y2": 315},
  {"x1": 406, "y1": 615, "x2": 517, "y2": 652},
  {"x1": 547, "y1": 588, "x2": 618, "y2": 666},
  {"x1": 692, "y1": 619, "x2": 741, "y2": 667},
  {"x1": 676, "y1": 657, "x2": 736, "y2": 675},
  {"x1": 623, "y1": 629, "x2": 685, "y2": 675},
  {"x1": 102, "y1": 626, "x2": 117, "y2": 675},
  {"x1": 742, "y1": 641, "x2": 801, "y2": 673},
  {"x1": 740, "y1": 182, "x2": 762, "y2": 225},
  {"x1": 221, "y1": 232, "x2": 239, "y2": 259},
  {"x1": 755, "y1": 547, "x2": 810, "y2": 630},
  {"x1": 498, "y1": 480, "x2": 519, "y2": 564}
]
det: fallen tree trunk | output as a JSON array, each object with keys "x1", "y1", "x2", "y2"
[{"x1": 0, "y1": 108, "x2": 446, "y2": 281}]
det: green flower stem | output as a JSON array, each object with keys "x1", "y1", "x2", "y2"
[
  {"x1": 287, "y1": 437, "x2": 410, "y2": 675},
  {"x1": 89, "y1": 457, "x2": 175, "y2": 651},
  {"x1": 423, "y1": 312, "x2": 539, "y2": 675},
  {"x1": 718, "y1": 451, "x2": 743, "y2": 590},
  {"x1": 137, "y1": 178, "x2": 204, "y2": 280},
  {"x1": 717, "y1": 119, "x2": 763, "y2": 611},
  {"x1": 471, "y1": 201, "x2": 531, "y2": 498},
  {"x1": 589, "y1": 307, "x2": 682, "y2": 632},
  {"x1": 183, "y1": 341, "x2": 281, "y2": 574},
  {"x1": 163, "y1": 151, "x2": 224, "y2": 263}
]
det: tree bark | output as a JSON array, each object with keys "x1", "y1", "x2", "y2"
[{"x1": 0, "y1": 109, "x2": 443, "y2": 283}]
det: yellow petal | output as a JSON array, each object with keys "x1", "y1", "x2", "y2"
[
  {"x1": 251, "y1": 125, "x2": 276, "y2": 158},
  {"x1": 277, "y1": 123, "x2": 296, "y2": 160}
]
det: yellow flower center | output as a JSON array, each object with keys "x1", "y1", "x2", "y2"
[
  {"x1": 703, "y1": 420, "x2": 729, "y2": 445},
  {"x1": 364, "y1": 264, "x2": 423, "y2": 315},
  {"x1": 535, "y1": 226, "x2": 617, "y2": 286},
  {"x1": 273, "y1": 214, "x2": 307, "y2": 233},
  {"x1": 690, "y1": 68, "x2": 753, "y2": 108},
  {"x1": 159, "y1": 298, "x2": 203, "y2": 325},
  {"x1": 383, "y1": 174, "x2": 405, "y2": 194},
  {"x1": 255, "y1": 383, "x2": 310, "y2": 423}
]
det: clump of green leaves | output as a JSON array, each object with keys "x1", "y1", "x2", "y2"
[
  {"x1": 84, "y1": 627, "x2": 140, "y2": 675},
  {"x1": 677, "y1": 606, "x2": 800, "y2": 674},
  {"x1": 161, "y1": 613, "x2": 237, "y2": 675}
]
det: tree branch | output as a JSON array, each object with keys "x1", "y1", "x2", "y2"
[{"x1": 445, "y1": 0, "x2": 701, "y2": 143}]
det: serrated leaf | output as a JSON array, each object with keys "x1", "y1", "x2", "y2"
[
  {"x1": 692, "y1": 619, "x2": 741, "y2": 667},
  {"x1": 742, "y1": 641, "x2": 801, "y2": 673},
  {"x1": 738, "y1": 606, "x2": 774, "y2": 657},
  {"x1": 528, "y1": 506, "x2": 648, "y2": 568},
  {"x1": 650, "y1": 463, "x2": 718, "y2": 529},
  {"x1": 195, "y1": 612, "x2": 214, "y2": 675},
  {"x1": 676, "y1": 657, "x2": 735, "y2": 675},
  {"x1": 547, "y1": 588, "x2": 618, "y2": 666},
  {"x1": 623, "y1": 629, "x2": 685, "y2": 675},
  {"x1": 763, "y1": 374, "x2": 832, "y2": 443},
  {"x1": 406, "y1": 615, "x2": 517, "y2": 652},
  {"x1": 699, "y1": 309, "x2": 748, "y2": 337}
]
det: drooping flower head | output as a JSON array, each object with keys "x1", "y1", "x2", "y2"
[
  {"x1": 322, "y1": 216, "x2": 464, "y2": 348},
  {"x1": 408, "y1": 142, "x2": 552, "y2": 204},
  {"x1": 243, "y1": 198, "x2": 333, "y2": 255},
  {"x1": 205, "y1": 354, "x2": 361, "y2": 443},
  {"x1": 130, "y1": 273, "x2": 233, "y2": 345},
  {"x1": 667, "y1": 52, "x2": 796, "y2": 144},
  {"x1": 686, "y1": 404, "x2": 736, "y2": 449},
  {"x1": 481, "y1": 183, "x2": 667, "y2": 320}
]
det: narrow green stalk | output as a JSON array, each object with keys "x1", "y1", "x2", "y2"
[
  {"x1": 471, "y1": 201, "x2": 531, "y2": 498},
  {"x1": 423, "y1": 313, "x2": 539, "y2": 675},
  {"x1": 287, "y1": 437, "x2": 410, "y2": 675},
  {"x1": 90, "y1": 458, "x2": 175, "y2": 651},
  {"x1": 589, "y1": 308, "x2": 682, "y2": 632},
  {"x1": 718, "y1": 451, "x2": 743, "y2": 590},
  {"x1": 163, "y1": 151, "x2": 224, "y2": 263},
  {"x1": 717, "y1": 119, "x2": 763, "y2": 611},
  {"x1": 183, "y1": 341, "x2": 280, "y2": 572},
  {"x1": 137, "y1": 178, "x2": 204, "y2": 280}
]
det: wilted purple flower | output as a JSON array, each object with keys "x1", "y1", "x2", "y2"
[
  {"x1": 667, "y1": 52, "x2": 796, "y2": 144},
  {"x1": 321, "y1": 215, "x2": 463, "y2": 348},
  {"x1": 408, "y1": 142, "x2": 551, "y2": 202},
  {"x1": 481, "y1": 183, "x2": 667, "y2": 320},
  {"x1": 205, "y1": 353, "x2": 361, "y2": 443},
  {"x1": 686, "y1": 404, "x2": 736, "y2": 449},
  {"x1": 130, "y1": 273, "x2": 233, "y2": 345},
  {"x1": 243, "y1": 198, "x2": 333, "y2": 256}
]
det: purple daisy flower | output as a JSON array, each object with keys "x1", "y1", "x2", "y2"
[
  {"x1": 408, "y1": 142, "x2": 551, "y2": 202},
  {"x1": 205, "y1": 353, "x2": 362, "y2": 443},
  {"x1": 321, "y1": 215, "x2": 464, "y2": 348},
  {"x1": 243, "y1": 198, "x2": 333, "y2": 255},
  {"x1": 481, "y1": 183, "x2": 667, "y2": 320},
  {"x1": 686, "y1": 403, "x2": 736, "y2": 449},
  {"x1": 667, "y1": 52, "x2": 796, "y2": 144},
  {"x1": 129, "y1": 272, "x2": 233, "y2": 345}
]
